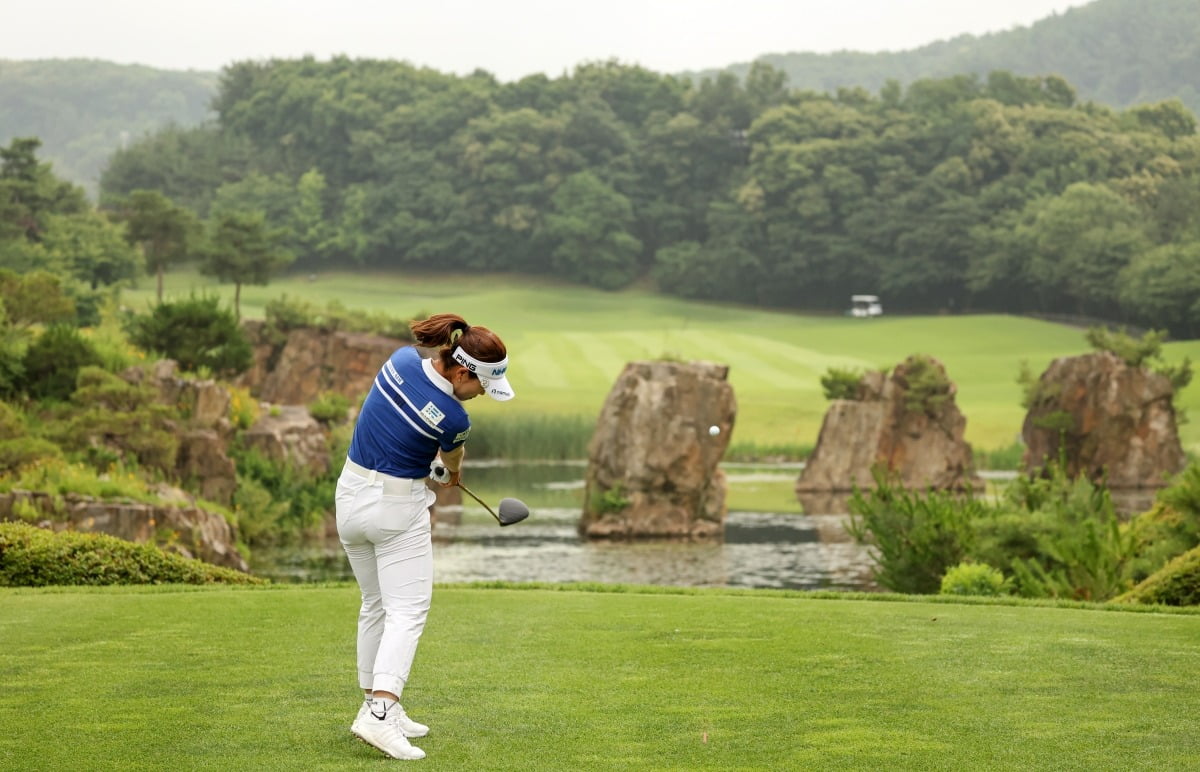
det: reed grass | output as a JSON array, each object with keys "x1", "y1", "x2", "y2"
[{"x1": 467, "y1": 412, "x2": 594, "y2": 460}]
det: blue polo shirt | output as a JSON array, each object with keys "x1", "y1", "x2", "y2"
[{"x1": 347, "y1": 346, "x2": 471, "y2": 478}]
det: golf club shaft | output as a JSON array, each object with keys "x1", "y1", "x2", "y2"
[{"x1": 457, "y1": 481, "x2": 502, "y2": 524}]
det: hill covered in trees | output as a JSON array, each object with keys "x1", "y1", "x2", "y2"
[
  {"x1": 96, "y1": 57, "x2": 1200, "y2": 337},
  {"x1": 691, "y1": 0, "x2": 1200, "y2": 117},
  {"x1": 0, "y1": 59, "x2": 216, "y2": 195}
]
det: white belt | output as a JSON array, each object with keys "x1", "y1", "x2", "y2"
[{"x1": 343, "y1": 458, "x2": 424, "y2": 495}]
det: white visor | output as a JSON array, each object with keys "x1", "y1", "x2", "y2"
[{"x1": 452, "y1": 346, "x2": 515, "y2": 401}]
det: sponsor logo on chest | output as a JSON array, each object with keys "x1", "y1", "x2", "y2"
[{"x1": 420, "y1": 401, "x2": 445, "y2": 427}]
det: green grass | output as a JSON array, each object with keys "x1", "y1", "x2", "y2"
[
  {"x1": 2, "y1": 584, "x2": 1197, "y2": 769},
  {"x1": 121, "y1": 269, "x2": 1200, "y2": 456}
]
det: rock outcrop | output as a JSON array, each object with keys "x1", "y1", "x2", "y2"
[
  {"x1": 581, "y1": 360, "x2": 735, "y2": 538},
  {"x1": 240, "y1": 322, "x2": 407, "y2": 405},
  {"x1": 125, "y1": 359, "x2": 238, "y2": 505},
  {"x1": 796, "y1": 355, "x2": 981, "y2": 502},
  {"x1": 243, "y1": 405, "x2": 331, "y2": 477},
  {"x1": 0, "y1": 488, "x2": 248, "y2": 572},
  {"x1": 1022, "y1": 351, "x2": 1187, "y2": 487}
]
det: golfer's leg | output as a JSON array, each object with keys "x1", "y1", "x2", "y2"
[
  {"x1": 342, "y1": 542, "x2": 385, "y2": 691},
  {"x1": 371, "y1": 495, "x2": 433, "y2": 698},
  {"x1": 336, "y1": 474, "x2": 386, "y2": 691}
]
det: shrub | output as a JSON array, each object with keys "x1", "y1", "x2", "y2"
[
  {"x1": 0, "y1": 522, "x2": 264, "y2": 586},
  {"x1": 227, "y1": 385, "x2": 260, "y2": 430},
  {"x1": 1159, "y1": 461, "x2": 1200, "y2": 520},
  {"x1": 230, "y1": 475, "x2": 291, "y2": 547},
  {"x1": 0, "y1": 400, "x2": 26, "y2": 439},
  {"x1": 44, "y1": 367, "x2": 179, "y2": 475},
  {"x1": 988, "y1": 462, "x2": 1138, "y2": 601},
  {"x1": 940, "y1": 562, "x2": 1011, "y2": 597},
  {"x1": 0, "y1": 457, "x2": 158, "y2": 503},
  {"x1": 124, "y1": 294, "x2": 252, "y2": 376},
  {"x1": 264, "y1": 295, "x2": 416, "y2": 340},
  {"x1": 850, "y1": 459, "x2": 1156, "y2": 601},
  {"x1": 1006, "y1": 517, "x2": 1137, "y2": 601},
  {"x1": 82, "y1": 297, "x2": 144, "y2": 372},
  {"x1": 230, "y1": 445, "x2": 333, "y2": 545},
  {"x1": 591, "y1": 483, "x2": 630, "y2": 515},
  {"x1": 1126, "y1": 463, "x2": 1200, "y2": 583},
  {"x1": 1085, "y1": 326, "x2": 1163, "y2": 367},
  {"x1": 308, "y1": 391, "x2": 351, "y2": 425},
  {"x1": 263, "y1": 294, "x2": 315, "y2": 331},
  {"x1": 820, "y1": 367, "x2": 864, "y2": 401},
  {"x1": 0, "y1": 309, "x2": 25, "y2": 398},
  {"x1": 846, "y1": 469, "x2": 987, "y2": 594},
  {"x1": 20, "y1": 324, "x2": 102, "y2": 401},
  {"x1": 1017, "y1": 360, "x2": 1040, "y2": 409},
  {"x1": 1117, "y1": 545, "x2": 1200, "y2": 606},
  {"x1": 899, "y1": 354, "x2": 952, "y2": 416},
  {"x1": 0, "y1": 437, "x2": 62, "y2": 474}
]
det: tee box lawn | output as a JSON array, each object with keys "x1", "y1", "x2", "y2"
[
  {"x1": 2, "y1": 585, "x2": 1197, "y2": 770},
  {"x1": 122, "y1": 269, "x2": 1200, "y2": 456}
]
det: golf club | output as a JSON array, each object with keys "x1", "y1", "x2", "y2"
[{"x1": 430, "y1": 463, "x2": 530, "y2": 527}]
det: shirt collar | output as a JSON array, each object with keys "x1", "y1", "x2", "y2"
[{"x1": 422, "y1": 356, "x2": 459, "y2": 400}]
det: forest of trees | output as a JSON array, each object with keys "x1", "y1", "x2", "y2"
[
  {"x1": 5, "y1": 0, "x2": 1200, "y2": 198},
  {"x1": 90, "y1": 56, "x2": 1200, "y2": 336}
]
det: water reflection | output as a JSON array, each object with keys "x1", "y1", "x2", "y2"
[
  {"x1": 250, "y1": 461, "x2": 877, "y2": 589},
  {"x1": 247, "y1": 460, "x2": 1165, "y2": 588},
  {"x1": 252, "y1": 507, "x2": 876, "y2": 591},
  {"x1": 432, "y1": 507, "x2": 875, "y2": 591}
]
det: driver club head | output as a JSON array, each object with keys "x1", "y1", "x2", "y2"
[{"x1": 497, "y1": 497, "x2": 530, "y2": 526}]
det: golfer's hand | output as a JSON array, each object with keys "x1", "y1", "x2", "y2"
[
  {"x1": 447, "y1": 468, "x2": 462, "y2": 487},
  {"x1": 430, "y1": 462, "x2": 456, "y2": 487}
]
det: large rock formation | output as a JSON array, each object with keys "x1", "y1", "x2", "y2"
[
  {"x1": 796, "y1": 355, "x2": 981, "y2": 502},
  {"x1": 1022, "y1": 351, "x2": 1187, "y2": 487},
  {"x1": 581, "y1": 360, "x2": 735, "y2": 538},
  {"x1": 0, "y1": 488, "x2": 248, "y2": 572},
  {"x1": 240, "y1": 322, "x2": 406, "y2": 405},
  {"x1": 243, "y1": 405, "x2": 331, "y2": 477}
]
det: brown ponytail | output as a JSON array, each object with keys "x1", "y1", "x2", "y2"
[{"x1": 410, "y1": 313, "x2": 507, "y2": 373}]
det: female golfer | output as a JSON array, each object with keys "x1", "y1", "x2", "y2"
[{"x1": 337, "y1": 312, "x2": 513, "y2": 760}]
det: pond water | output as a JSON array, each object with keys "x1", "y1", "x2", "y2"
[
  {"x1": 250, "y1": 461, "x2": 879, "y2": 591},
  {"x1": 248, "y1": 461, "x2": 1158, "y2": 590}
]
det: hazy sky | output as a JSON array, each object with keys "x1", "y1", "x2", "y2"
[{"x1": 7, "y1": 0, "x2": 1093, "y2": 80}]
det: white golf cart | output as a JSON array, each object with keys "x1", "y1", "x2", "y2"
[{"x1": 849, "y1": 295, "x2": 883, "y2": 318}]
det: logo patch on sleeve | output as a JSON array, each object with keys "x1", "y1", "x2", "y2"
[
  {"x1": 419, "y1": 402, "x2": 445, "y2": 427},
  {"x1": 454, "y1": 428, "x2": 471, "y2": 443}
]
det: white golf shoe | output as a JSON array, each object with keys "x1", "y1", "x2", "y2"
[
  {"x1": 352, "y1": 708, "x2": 426, "y2": 760},
  {"x1": 352, "y1": 699, "x2": 429, "y2": 738},
  {"x1": 391, "y1": 705, "x2": 430, "y2": 738}
]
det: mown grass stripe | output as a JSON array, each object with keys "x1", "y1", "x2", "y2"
[{"x1": 560, "y1": 332, "x2": 631, "y2": 384}]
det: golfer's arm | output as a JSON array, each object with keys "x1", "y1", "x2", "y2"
[{"x1": 439, "y1": 444, "x2": 465, "y2": 474}]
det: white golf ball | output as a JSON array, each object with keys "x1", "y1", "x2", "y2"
[{"x1": 708, "y1": 425, "x2": 720, "y2": 436}]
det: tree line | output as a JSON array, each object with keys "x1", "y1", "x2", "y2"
[{"x1": 98, "y1": 57, "x2": 1200, "y2": 337}]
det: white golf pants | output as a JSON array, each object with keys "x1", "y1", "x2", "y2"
[{"x1": 335, "y1": 461, "x2": 435, "y2": 697}]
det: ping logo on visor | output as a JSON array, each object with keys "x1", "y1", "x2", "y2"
[
  {"x1": 452, "y1": 346, "x2": 515, "y2": 401},
  {"x1": 452, "y1": 347, "x2": 507, "y2": 377}
]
